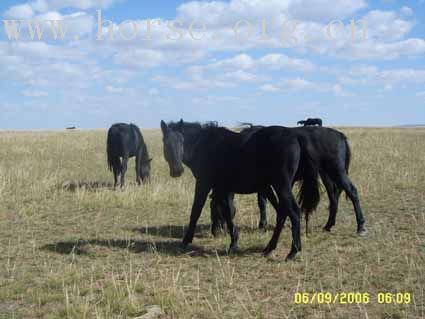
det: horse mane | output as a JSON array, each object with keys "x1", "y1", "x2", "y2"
[{"x1": 167, "y1": 121, "x2": 218, "y2": 130}]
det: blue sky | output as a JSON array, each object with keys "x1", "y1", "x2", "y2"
[{"x1": 0, "y1": 0, "x2": 424, "y2": 129}]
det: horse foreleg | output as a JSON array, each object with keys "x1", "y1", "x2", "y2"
[
  {"x1": 135, "y1": 154, "x2": 142, "y2": 185},
  {"x1": 182, "y1": 181, "x2": 210, "y2": 248}
]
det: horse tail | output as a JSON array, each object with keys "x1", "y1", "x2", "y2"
[
  {"x1": 297, "y1": 141, "x2": 321, "y2": 214},
  {"x1": 343, "y1": 135, "x2": 351, "y2": 201},
  {"x1": 107, "y1": 128, "x2": 121, "y2": 172},
  {"x1": 107, "y1": 130, "x2": 114, "y2": 172},
  {"x1": 344, "y1": 137, "x2": 351, "y2": 174}
]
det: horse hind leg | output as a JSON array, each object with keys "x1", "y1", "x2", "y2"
[
  {"x1": 111, "y1": 157, "x2": 121, "y2": 189},
  {"x1": 120, "y1": 155, "x2": 129, "y2": 188},
  {"x1": 257, "y1": 192, "x2": 268, "y2": 230},
  {"x1": 337, "y1": 173, "x2": 367, "y2": 236},
  {"x1": 321, "y1": 173, "x2": 342, "y2": 232},
  {"x1": 305, "y1": 211, "x2": 310, "y2": 236},
  {"x1": 218, "y1": 192, "x2": 239, "y2": 253},
  {"x1": 263, "y1": 183, "x2": 301, "y2": 261},
  {"x1": 226, "y1": 193, "x2": 239, "y2": 252},
  {"x1": 210, "y1": 193, "x2": 226, "y2": 237}
]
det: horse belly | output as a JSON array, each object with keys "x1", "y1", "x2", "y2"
[{"x1": 216, "y1": 164, "x2": 262, "y2": 194}]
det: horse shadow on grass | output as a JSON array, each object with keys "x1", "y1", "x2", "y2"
[
  {"x1": 130, "y1": 223, "x2": 274, "y2": 240},
  {"x1": 60, "y1": 180, "x2": 114, "y2": 192},
  {"x1": 40, "y1": 238, "x2": 209, "y2": 257},
  {"x1": 130, "y1": 223, "x2": 213, "y2": 239},
  {"x1": 41, "y1": 238, "x2": 265, "y2": 257}
]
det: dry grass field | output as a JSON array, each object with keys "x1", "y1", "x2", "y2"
[{"x1": 0, "y1": 128, "x2": 424, "y2": 319}]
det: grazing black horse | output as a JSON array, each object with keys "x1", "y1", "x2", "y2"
[
  {"x1": 161, "y1": 120, "x2": 326, "y2": 261},
  {"x1": 297, "y1": 118, "x2": 323, "y2": 126},
  {"x1": 107, "y1": 123, "x2": 152, "y2": 188}
]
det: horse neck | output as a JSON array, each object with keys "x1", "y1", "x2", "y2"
[
  {"x1": 182, "y1": 125, "x2": 203, "y2": 165},
  {"x1": 139, "y1": 138, "x2": 150, "y2": 161}
]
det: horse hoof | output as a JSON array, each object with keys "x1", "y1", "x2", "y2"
[
  {"x1": 180, "y1": 240, "x2": 190, "y2": 250},
  {"x1": 211, "y1": 229, "x2": 220, "y2": 238},
  {"x1": 262, "y1": 246, "x2": 273, "y2": 257},
  {"x1": 357, "y1": 228, "x2": 368, "y2": 237},
  {"x1": 323, "y1": 226, "x2": 332, "y2": 232},
  {"x1": 258, "y1": 222, "x2": 267, "y2": 230},
  {"x1": 227, "y1": 245, "x2": 238, "y2": 254},
  {"x1": 285, "y1": 252, "x2": 297, "y2": 262}
]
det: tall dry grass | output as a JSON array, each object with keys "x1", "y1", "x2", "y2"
[{"x1": 0, "y1": 128, "x2": 424, "y2": 318}]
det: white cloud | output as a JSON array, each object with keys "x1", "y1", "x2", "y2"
[
  {"x1": 288, "y1": 0, "x2": 366, "y2": 22},
  {"x1": 400, "y1": 6, "x2": 413, "y2": 17},
  {"x1": 343, "y1": 65, "x2": 425, "y2": 90},
  {"x1": 4, "y1": 4, "x2": 34, "y2": 19},
  {"x1": 22, "y1": 89, "x2": 48, "y2": 97},
  {"x1": 209, "y1": 54, "x2": 255, "y2": 70},
  {"x1": 259, "y1": 77, "x2": 352, "y2": 96},
  {"x1": 28, "y1": 0, "x2": 119, "y2": 12},
  {"x1": 363, "y1": 10, "x2": 414, "y2": 41},
  {"x1": 332, "y1": 84, "x2": 352, "y2": 97},
  {"x1": 224, "y1": 69, "x2": 258, "y2": 82},
  {"x1": 105, "y1": 85, "x2": 134, "y2": 94},
  {"x1": 258, "y1": 53, "x2": 316, "y2": 71},
  {"x1": 177, "y1": 0, "x2": 366, "y2": 26},
  {"x1": 259, "y1": 83, "x2": 281, "y2": 92}
]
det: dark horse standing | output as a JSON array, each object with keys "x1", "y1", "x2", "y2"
[
  {"x1": 298, "y1": 118, "x2": 323, "y2": 126},
  {"x1": 212, "y1": 123, "x2": 361, "y2": 236},
  {"x1": 161, "y1": 120, "x2": 367, "y2": 261},
  {"x1": 107, "y1": 123, "x2": 152, "y2": 188}
]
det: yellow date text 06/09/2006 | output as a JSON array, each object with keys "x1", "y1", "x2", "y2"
[{"x1": 293, "y1": 292, "x2": 411, "y2": 305}]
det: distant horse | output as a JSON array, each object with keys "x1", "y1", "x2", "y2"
[
  {"x1": 107, "y1": 123, "x2": 152, "y2": 188},
  {"x1": 298, "y1": 118, "x2": 323, "y2": 126},
  {"x1": 212, "y1": 123, "x2": 361, "y2": 236},
  {"x1": 161, "y1": 120, "x2": 366, "y2": 260}
]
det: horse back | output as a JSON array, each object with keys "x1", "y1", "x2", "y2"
[
  {"x1": 199, "y1": 126, "x2": 300, "y2": 193},
  {"x1": 107, "y1": 123, "x2": 143, "y2": 158},
  {"x1": 294, "y1": 126, "x2": 348, "y2": 169}
]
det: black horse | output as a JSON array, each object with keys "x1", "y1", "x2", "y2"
[
  {"x1": 107, "y1": 123, "x2": 152, "y2": 188},
  {"x1": 298, "y1": 118, "x2": 323, "y2": 126},
  {"x1": 210, "y1": 123, "x2": 269, "y2": 235},
  {"x1": 161, "y1": 120, "x2": 328, "y2": 261},
  {"x1": 161, "y1": 120, "x2": 367, "y2": 260},
  {"x1": 212, "y1": 123, "x2": 360, "y2": 236}
]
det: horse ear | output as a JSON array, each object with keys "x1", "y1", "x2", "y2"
[
  {"x1": 160, "y1": 120, "x2": 168, "y2": 135},
  {"x1": 177, "y1": 119, "x2": 184, "y2": 132}
]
